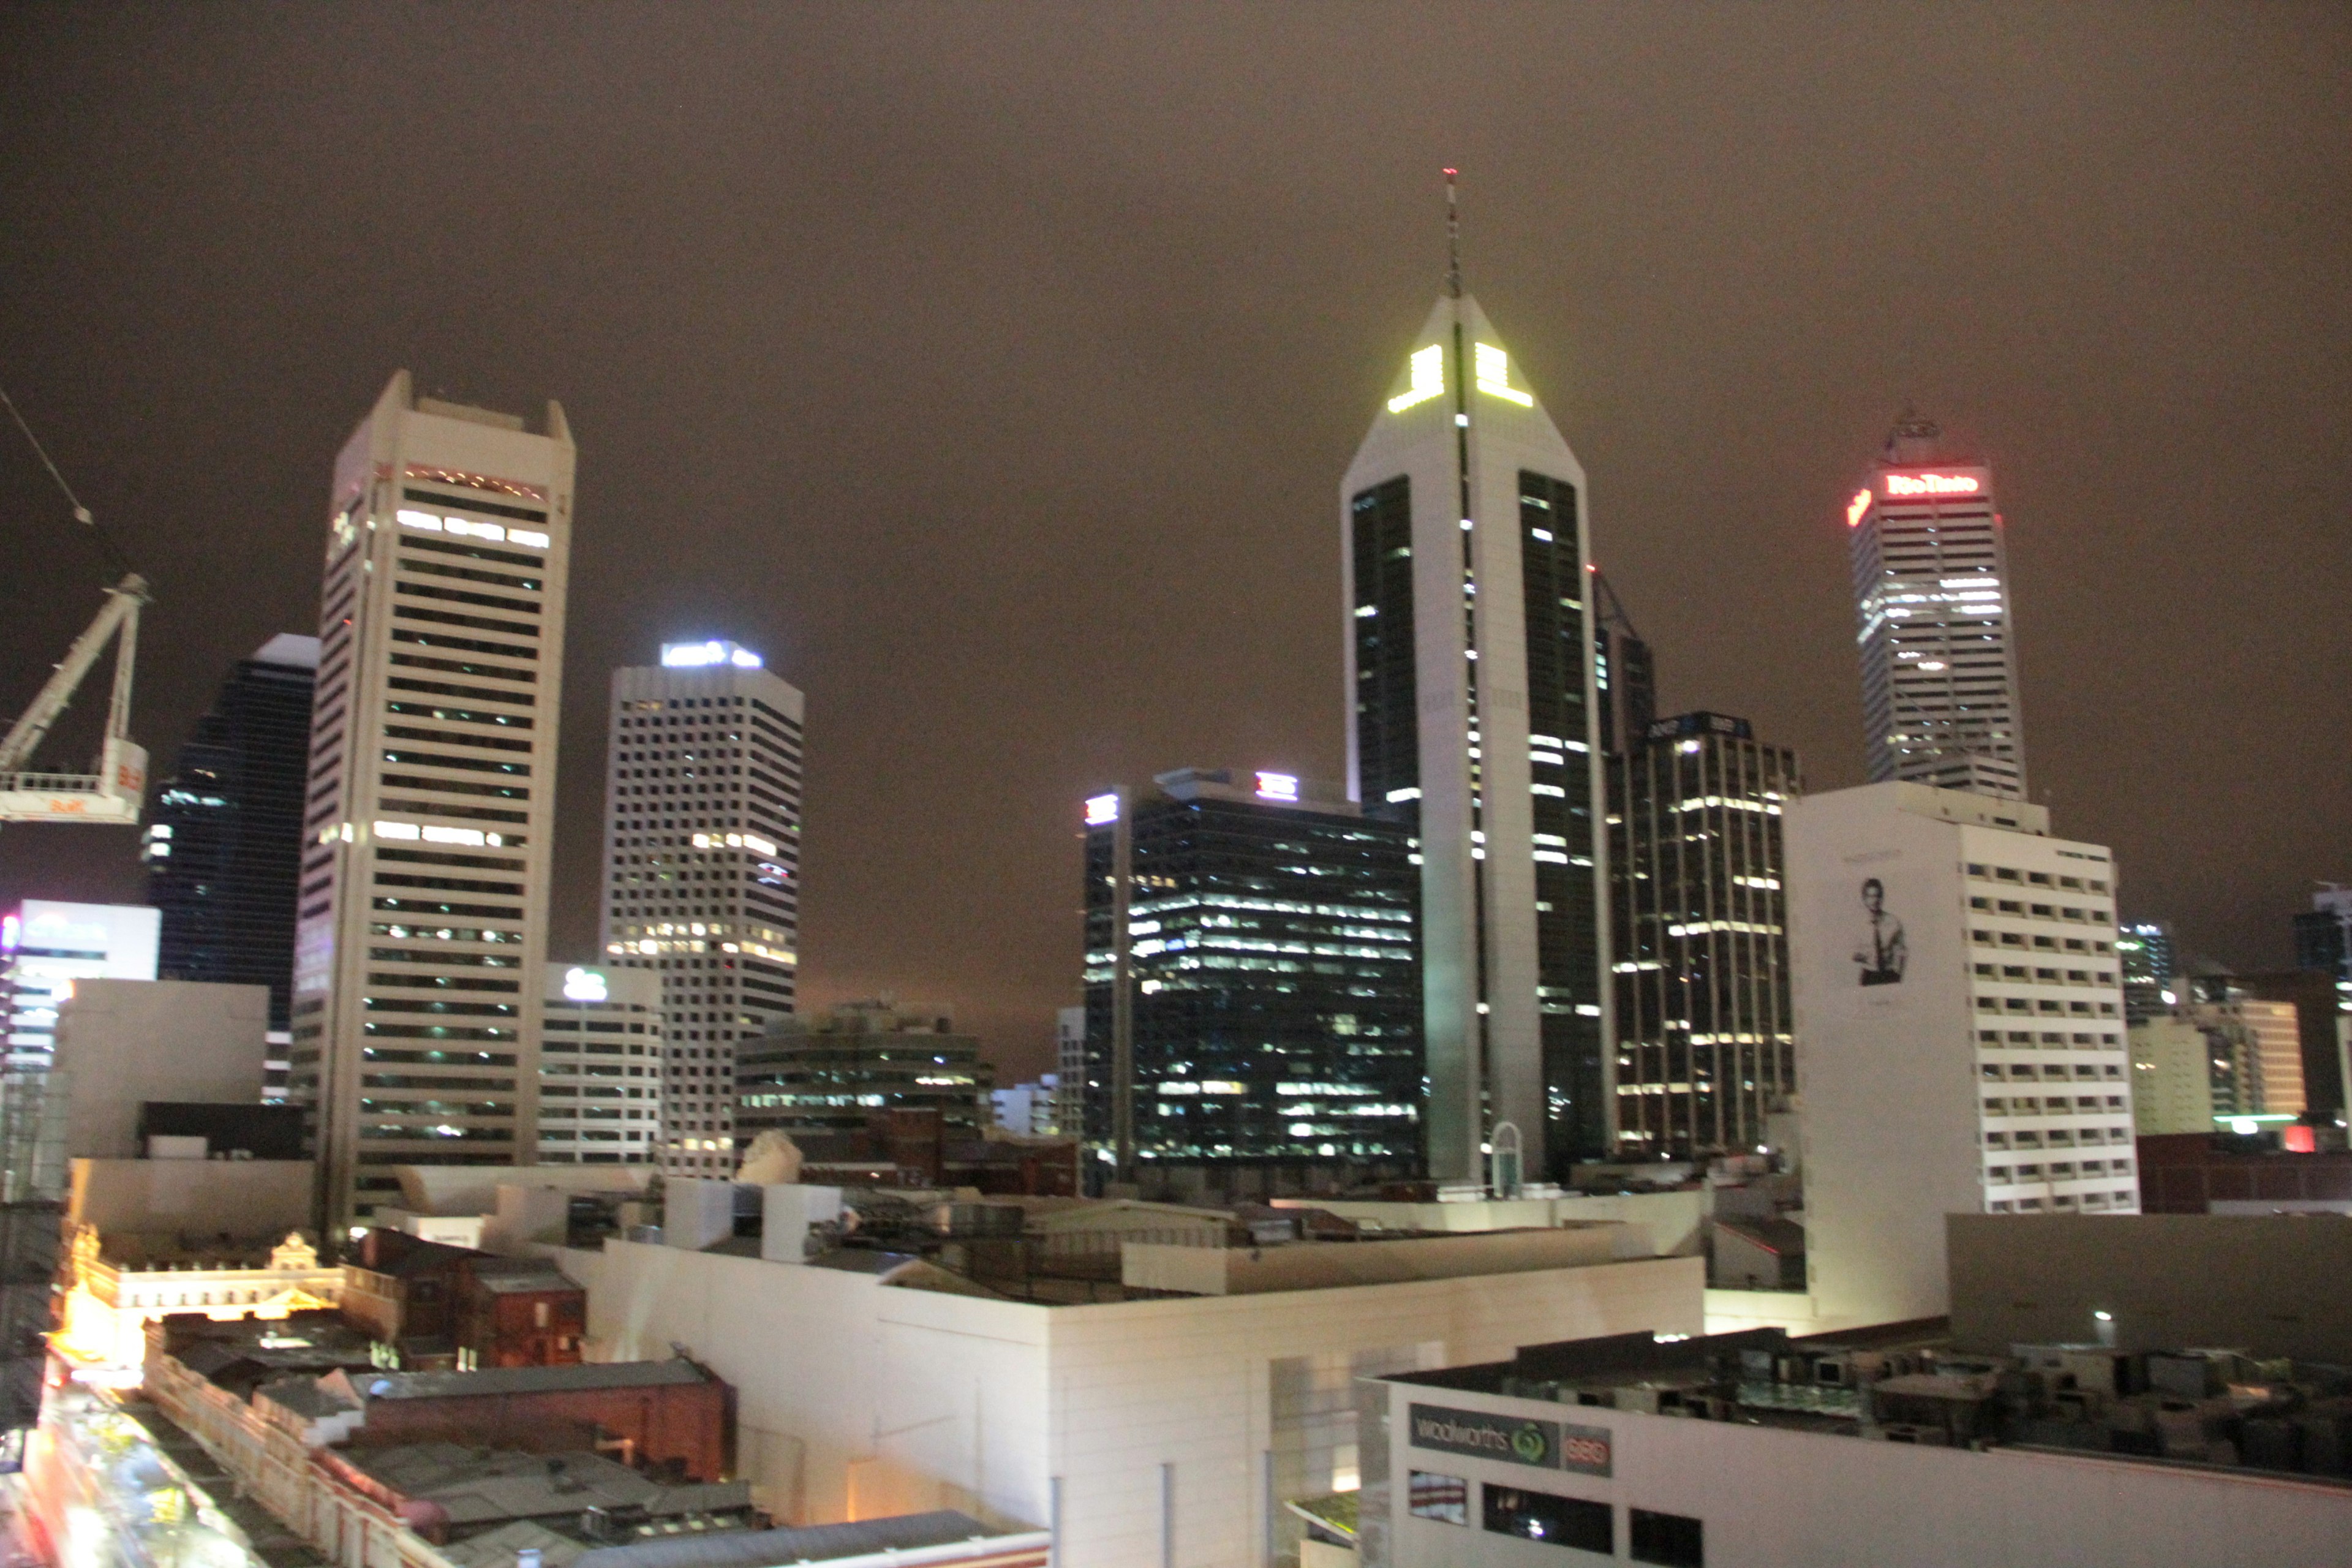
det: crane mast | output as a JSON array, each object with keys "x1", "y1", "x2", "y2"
[{"x1": 0, "y1": 573, "x2": 150, "y2": 826}]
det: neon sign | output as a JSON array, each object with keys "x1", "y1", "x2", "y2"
[
  {"x1": 1474, "y1": 343, "x2": 1532, "y2": 406},
  {"x1": 1254, "y1": 772, "x2": 1300, "y2": 802},
  {"x1": 662, "y1": 640, "x2": 764, "y2": 669},
  {"x1": 562, "y1": 967, "x2": 608, "y2": 1003},
  {"x1": 1387, "y1": 345, "x2": 1444, "y2": 413},
  {"x1": 1845, "y1": 489, "x2": 1872, "y2": 528},
  {"x1": 1084, "y1": 793, "x2": 1119, "y2": 826},
  {"x1": 1884, "y1": 472, "x2": 1981, "y2": 497}
]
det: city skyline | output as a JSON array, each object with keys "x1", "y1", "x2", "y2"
[{"x1": 2, "y1": 7, "x2": 2346, "y2": 1082}]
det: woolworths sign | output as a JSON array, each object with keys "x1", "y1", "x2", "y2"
[{"x1": 1408, "y1": 1403, "x2": 1613, "y2": 1478}]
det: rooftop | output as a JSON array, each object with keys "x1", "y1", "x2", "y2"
[
  {"x1": 1387, "y1": 1321, "x2": 2352, "y2": 1485},
  {"x1": 344, "y1": 1358, "x2": 710, "y2": 1401},
  {"x1": 337, "y1": 1442, "x2": 751, "y2": 1529},
  {"x1": 571, "y1": 1511, "x2": 1038, "y2": 1568}
]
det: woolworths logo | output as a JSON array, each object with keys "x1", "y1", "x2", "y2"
[
  {"x1": 1408, "y1": 1404, "x2": 1558, "y2": 1468},
  {"x1": 1408, "y1": 1403, "x2": 1614, "y2": 1478}
]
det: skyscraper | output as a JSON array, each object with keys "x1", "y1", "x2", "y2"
[
  {"x1": 1847, "y1": 413, "x2": 2028, "y2": 801},
  {"x1": 1610, "y1": 712, "x2": 1799, "y2": 1158},
  {"x1": 1079, "y1": 769, "x2": 1422, "y2": 1186},
  {"x1": 1342, "y1": 225, "x2": 1608, "y2": 1183},
  {"x1": 598, "y1": 641, "x2": 803, "y2": 1178},
  {"x1": 291, "y1": 374, "x2": 574, "y2": 1229},
  {"x1": 145, "y1": 634, "x2": 318, "y2": 1033}
]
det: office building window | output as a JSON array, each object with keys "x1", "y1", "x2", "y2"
[
  {"x1": 1631, "y1": 1507, "x2": 1705, "y2": 1567},
  {"x1": 1482, "y1": 1485, "x2": 1611, "y2": 1553},
  {"x1": 1408, "y1": 1471, "x2": 1468, "y2": 1526}
]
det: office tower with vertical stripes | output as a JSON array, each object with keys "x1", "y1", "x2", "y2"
[
  {"x1": 1848, "y1": 413, "x2": 2027, "y2": 801},
  {"x1": 598, "y1": 642, "x2": 803, "y2": 1178},
  {"x1": 292, "y1": 374, "x2": 573, "y2": 1229},
  {"x1": 1341, "y1": 198, "x2": 1610, "y2": 1183}
]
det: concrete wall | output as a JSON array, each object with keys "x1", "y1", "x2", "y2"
[
  {"x1": 570, "y1": 1241, "x2": 1051, "y2": 1534},
  {"x1": 1280, "y1": 1191, "x2": 1708, "y2": 1256},
  {"x1": 1948, "y1": 1213, "x2": 2352, "y2": 1361},
  {"x1": 1121, "y1": 1225, "x2": 1631, "y2": 1295},
  {"x1": 53, "y1": 979, "x2": 268, "y2": 1157},
  {"x1": 67, "y1": 1158, "x2": 312, "y2": 1240},
  {"x1": 568, "y1": 1237, "x2": 1702, "y2": 1568},
  {"x1": 1369, "y1": 1373, "x2": 2352, "y2": 1568}
]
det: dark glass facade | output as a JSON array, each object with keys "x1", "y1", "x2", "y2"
[
  {"x1": 1350, "y1": 477, "x2": 1419, "y2": 826},
  {"x1": 1082, "y1": 785, "x2": 1422, "y2": 1169},
  {"x1": 1610, "y1": 712, "x2": 1798, "y2": 1158},
  {"x1": 1520, "y1": 471, "x2": 1607, "y2": 1164},
  {"x1": 146, "y1": 646, "x2": 315, "y2": 1030}
]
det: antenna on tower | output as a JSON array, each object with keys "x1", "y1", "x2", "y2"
[{"x1": 1444, "y1": 167, "x2": 1462, "y2": 298}]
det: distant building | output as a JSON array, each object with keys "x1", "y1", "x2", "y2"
[
  {"x1": 1787, "y1": 782, "x2": 2136, "y2": 1327},
  {"x1": 1080, "y1": 769, "x2": 1420, "y2": 1186},
  {"x1": 0, "y1": 901, "x2": 160, "y2": 1202},
  {"x1": 1, "y1": 900, "x2": 160, "y2": 1070},
  {"x1": 1610, "y1": 712, "x2": 1799, "y2": 1158},
  {"x1": 538, "y1": 964, "x2": 665, "y2": 1164},
  {"x1": 2229, "y1": 967, "x2": 2349, "y2": 1115},
  {"x1": 2128, "y1": 1016, "x2": 2215, "y2": 1135},
  {"x1": 2294, "y1": 884, "x2": 2351, "y2": 979},
  {"x1": 1054, "y1": 1005, "x2": 1085, "y2": 1138},
  {"x1": 2184, "y1": 993, "x2": 2305, "y2": 1124},
  {"x1": 736, "y1": 1000, "x2": 992, "y2": 1146},
  {"x1": 1847, "y1": 413, "x2": 2027, "y2": 799},
  {"x1": 598, "y1": 639, "x2": 805, "y2": 1179},
  {"x1": 2115, "y1": 920, "x2": 2178, "y2": 1022},
  {"x1": 290, "y1": 374, "x2": 575, "y2": 1227},
  {"x1": 993, "y1": 1076, "x2": 1060, "y2": 1136},
  {"x1": 144, "y1": 634, "x2": 318, "y2": 1036}
]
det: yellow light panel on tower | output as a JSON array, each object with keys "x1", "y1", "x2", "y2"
[
  {"x1": 1387, "y1": 344, "x2": 1445, "y2": 412},
  {"x1": 1475, "y1": 342, "x2": 1532, "y2": 405}
]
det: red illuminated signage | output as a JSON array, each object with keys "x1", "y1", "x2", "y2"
[
  {"x1": 1845, "y1": 489, "x2": 1872, "y2": 527},
  {"x1": 1883, "y1": 472, "x2": 1981, "y2": 498}
]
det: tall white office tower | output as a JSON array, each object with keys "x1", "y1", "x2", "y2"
[
  {"x1": 598, "y1": 641, "x2": 803, "y2": 1178},
  {"x1": 291, "y1": 374, "x2": 573, "y2": 1230},
  {"x1": 1847, "y1": 413, "x2": 2027, "y2": 800},
  {"x1": 1342, "y1": 192, "x2": 1609, "y2": 1184},
  {"x1": 1789, "y1": 782, "x2": 2137, "y2": 1327}
]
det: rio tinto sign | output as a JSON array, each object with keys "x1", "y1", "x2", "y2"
[{"x1": 1883, "y1": 472, "x2": 1982, "y2": 498}]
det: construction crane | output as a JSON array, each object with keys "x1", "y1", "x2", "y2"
[
  {"x1": 0, "y1": 573, "x2": 150, "y2": 825},
  {"x1": 0, "y1": 382, "x2": 149, "y2": 827}
]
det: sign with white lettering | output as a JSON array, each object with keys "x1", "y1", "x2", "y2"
[{"x1": 1410, "y1": 1404, "x2": 1559, "y2": 1467}]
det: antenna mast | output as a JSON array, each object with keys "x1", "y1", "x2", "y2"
[{"x1": 1444, "y1": 167, "x2": 1462, "y2": 298}]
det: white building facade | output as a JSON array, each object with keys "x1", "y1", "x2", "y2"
[
  {"x1": 598, "y1": 643, "x2": 804, "y2": 1177},
  {"x1": 1789, "y1": 783, "x2": 2137, "y2": 1327},
  {"x1": 290, "y1": 374, "x2": 575, "y2": 1227},
  {"x1": 1847, "y1": 414, "x2": 2027, "y2": 801},
  {"x1": 1343, "y1": 284, "x2": 1609, "y2": 1182},
  {"x1": 538, "y1": 964, "x2": 665, "y2": 1163},
  {"x1": 565, "y1": 1233, "x2": 1699, "y2": 1568}
]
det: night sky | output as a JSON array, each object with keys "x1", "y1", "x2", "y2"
[{"x1": 2, "y1": 6, "x2": 2346, "y2": 1080}]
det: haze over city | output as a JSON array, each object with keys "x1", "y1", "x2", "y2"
[{"x1": 2, "y1": 7, "x2": 2344, "y2": 1077}]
